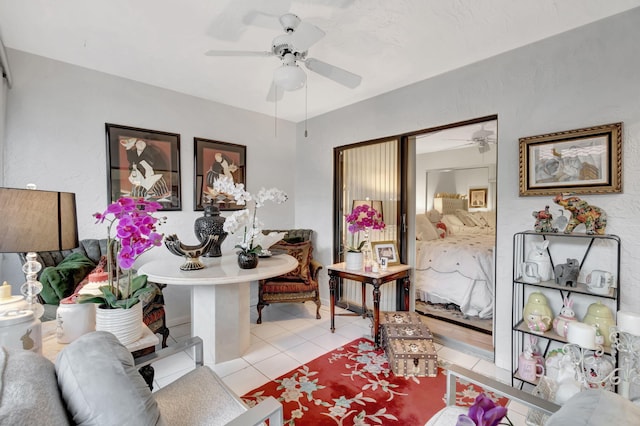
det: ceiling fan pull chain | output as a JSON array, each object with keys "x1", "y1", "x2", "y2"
[
  {"x1": 304, "y1": 82, "x2": 308, "y2": 138},
  {"x1": 274, "y1": 85, "x2": 278, "y2": 137}
]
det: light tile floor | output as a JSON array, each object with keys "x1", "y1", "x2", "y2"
[{"x1": 151, "y1": 303, "x2": 529, "y2": 425}]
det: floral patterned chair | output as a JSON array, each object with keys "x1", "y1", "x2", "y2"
[{"x1": 257, "y1": 229, "x2": 323, "y2": 324}]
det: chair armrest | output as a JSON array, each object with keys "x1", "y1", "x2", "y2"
[
  {"x1": 310, "y1": 259, "x2": 323, "y2": 281},
  {"x1": 444, "y1": 364, "x2": 560, "y2": 416},
  {"x1": 134, "y1": 336, "x2": 203, "y2": 369},
  {"x1": 225, "y1": 396, "x2": 283, "y2": 426}
]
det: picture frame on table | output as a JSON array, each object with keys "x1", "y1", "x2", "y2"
[
  {"x1": 519, "y1": 122, "x2": 622, "y2": 196},
  {"x1": 371, "y1": 240, "x2": 399, "y2": 266},
  {"x1": 105, "y1": 123, "x2": 181, "y2": 210},
  {"x1": 194, "y1": 137, "x2": 246, "y2": 211},
  {"x1": 469, "y1": 187, "x2": 487, "y2": 208}
]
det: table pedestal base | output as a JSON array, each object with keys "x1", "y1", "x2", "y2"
[{"x1": 191, "y1": 282, "x2": 250, "y2": 365}]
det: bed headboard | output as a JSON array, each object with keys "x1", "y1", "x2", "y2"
[{"x1": 433, "y1": 193, "x2": 468, "y2": 214}]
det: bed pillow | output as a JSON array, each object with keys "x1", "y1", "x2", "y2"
[
  {"x1": 465, "y1": 212, "x2": 486, "y2": 227},
  {"x1": 455, "y1": 209, "x2": 476, "y2": 227},
  {"x1": 38, "y1": 253, "x2": 97, "y2": 304},
  {"x1": 269, "y1": 240, "x2": 313, "y2": 283},
  {"x1": 442, "y1": 214, "x2": 464, "y2": 227},
  {"x1": 416, "y1": 215, "x2": 439, "y2": 241},
  {"x1": 55, "y1": 331, "x2": 161, "y2": 425},
  {"x1": 426, "y1": 209, "x2": 442, "y2": 223}
]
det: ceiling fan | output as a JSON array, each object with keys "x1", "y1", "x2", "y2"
[
  {"x1": 205, "y1": 13, "x2": 362, "y2": 101},
  {"x1": 446, "y1": 124, "x2": 497, "y2": 153}
]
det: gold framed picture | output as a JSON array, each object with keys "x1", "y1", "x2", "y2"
[
  {"x1": 468, "y1": 187, "x2": 487, "y2": 208},
  {"x1": 519, "y1": 122, "x2": 622, "y2": 196}
]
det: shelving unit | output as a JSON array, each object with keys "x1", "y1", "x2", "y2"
[{"x1": 511, "y1": 231, "x2": 621, "y2": 387}]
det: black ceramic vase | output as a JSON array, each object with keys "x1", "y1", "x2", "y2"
[
  {"x1": 237, "y1": 252, "x2": 258, "y2": 269},
  {"x1": 194, "y1": 202, "x2": 227, "y2": 257}
]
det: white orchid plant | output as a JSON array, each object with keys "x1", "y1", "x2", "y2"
[{"x1": 212, "y1": 176, "x2": 288, "y2": 255}]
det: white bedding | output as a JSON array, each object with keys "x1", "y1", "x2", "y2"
[{"x1": 415, "y1": 233, "x2": 495, "y2": 319}]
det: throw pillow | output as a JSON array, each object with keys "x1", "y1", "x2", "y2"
[
  {"x1": 455, "y1": 209, "x2": 476, "y2": 227},
  {"x1": 39, "y1": 252, "x2": 96, "y2": 305},
  {"x1": 416, "y1": 214, "x2": 439, "y2": 241},
  {"x1": 269, "y1": 240, "x2": 313, "y2": 283},
  {"x1": 55, "y1": 331, "x2": 162, "y2": 426}
]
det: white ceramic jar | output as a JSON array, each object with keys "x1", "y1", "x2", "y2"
[
  {"x1": 0, "y1": 309, "x2": 42, "y2": 354},
  {"x1": 56, "y1": 301, "x2": 96, "y2": 344}
]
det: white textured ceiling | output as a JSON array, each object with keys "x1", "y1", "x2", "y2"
[{"x1": 1, "y1": 0, "x2": 639, "y2": 123}]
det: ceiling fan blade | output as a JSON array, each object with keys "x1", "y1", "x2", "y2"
[
  {"x1": 289, "y1": 21, "x2": 325, "y2": 51},
  {"x1": 304, "y1": 58, "x2": 362, "y2": 88},
  {"x1": 205, "y1": 50, "x2": 273, "y2": 57},
  {"x1": 266, "y1": 82, "x2": 284, "y2": 102}
]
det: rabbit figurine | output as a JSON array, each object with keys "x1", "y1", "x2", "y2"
[
  {"x1": 527, "y1": 240, "x2": 553, "y2": 281},
  {"x1": 553, "y1": 297, "x2": 577, "y2": 337}
]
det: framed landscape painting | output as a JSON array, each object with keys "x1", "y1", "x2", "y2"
[
  {"x1": 194, "y1": 137, "x2": 246, "y2": 211},
  {"x1": 105, "y1": 123, "x2": 181, "y2": 210},
  {"x1": 519, "y1": 122, "x2": 622, "y2": 196}
]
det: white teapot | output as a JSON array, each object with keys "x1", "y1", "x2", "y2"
[{"x1": 586, "y1": 270, "x2": 614, "y2": 295}]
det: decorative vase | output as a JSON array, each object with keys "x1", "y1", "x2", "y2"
[
  {"x1": 95, "y1": 302, "x2": 143, "y2": 346},
  {"x1": 237, "y1": 252, "x2": 259, "y2": 269},
  {"x1": 345, "y1": 251, "x2": 364, "y2": 271},
  {"x1": 194, "y1": 202, "x2": 227, "y2": 257}
]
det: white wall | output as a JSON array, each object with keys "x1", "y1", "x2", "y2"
[
  {"x1": 2, "y1": 49, "x2": 297, "y2": 325},
  {"x1": 295, "y1": 8, "x2": 640, "y2": 369}
]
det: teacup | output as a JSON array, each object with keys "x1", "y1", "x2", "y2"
[
  {"x1": 519, "y1": 353, "x2": 545, "y2": 382},
  {"x1": 586, "y1": 270, "x2": 614, "y2": 295}
]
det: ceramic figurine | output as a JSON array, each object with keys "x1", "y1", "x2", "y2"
[
  {"x1": 523, "y1": 292, "x2": 553, "y2": 333},
  {"x1": 553, "y1": 194, "x2": 607, "y2": 235},
  {"x1": 582, "y1": 302, "x2": 615, "y2": 347},
  {"x1": 553, "y1": 297, "x2": 577, "y2": 337},
  {"x1": 526, "y1": 241, "x2": 554, "y2": 281},
  {"x1": 532, "y1": 205, "x2": 557, "y2": 233},
  {"x1": 554, "y1": 258, "x2": 580, "y2": 287}
]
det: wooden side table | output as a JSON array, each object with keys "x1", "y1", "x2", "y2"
[{"x1": 327, "y1": 262, "x2": 411, "y2": 346}]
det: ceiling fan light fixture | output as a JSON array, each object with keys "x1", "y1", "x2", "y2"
[{"x1": 273, "y1": 64, "x2": 306, "y2": 91}]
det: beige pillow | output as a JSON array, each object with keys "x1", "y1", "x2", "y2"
[
  {"x1": 416, "y1": 215, "x2": 439, "y2": 241},
  {"x1": 443, "y1": 214, "x2": 464, "y2": 227},
  {"x1": 455, "y1": 209, "x2": 476, "y2": 227}
]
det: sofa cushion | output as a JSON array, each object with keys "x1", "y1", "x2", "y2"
[
  {"x1": 269, "y1": 240, "x2": 313, "y2": 283},
  {"x1": 546, "y1": 389, "x2": 640, "y2": 426},
  {"x1": 55, "y1": 331, "x2": 162, "y2": 426},
  {"x1": 0, "y1": 347, "x2": 70, "y2": 425},
  {"x1": 39, "y1": 252, "x2": 96, "y2": 304}
]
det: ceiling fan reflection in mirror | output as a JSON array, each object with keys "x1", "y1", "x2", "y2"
[
  {"x1": 446, "y1": 124, "x2": 497, "y2": 153},
  {"x1": 205, "y1": 13, "x2": 362, "y2": 102}
]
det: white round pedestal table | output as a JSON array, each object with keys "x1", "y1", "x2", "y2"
[{"x1": 138, "y1": 252, "x2": 297, "y2": 365}]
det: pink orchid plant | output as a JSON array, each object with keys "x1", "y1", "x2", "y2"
[
  {"x1": 456, "y1": 393, "x2": 511, "y2": 426},
  {"x1": 79, "y1": 197, "x2": 165, "y2": 309},
  {"x1": 344, "y1": 204, "x2": 385, "y2": 252}
]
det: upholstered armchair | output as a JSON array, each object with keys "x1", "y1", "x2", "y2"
[
  {"x1": 18, "y1": 238, "x2": 170, "y2": 348},
  {"x1": 257, "y1": 229, "x2": 322, "y2": 324}
]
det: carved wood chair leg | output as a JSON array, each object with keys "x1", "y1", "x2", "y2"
[
  {"x1": 314, "y1": 298, "x2": 321, "y2": 319},
  {"x1": 257, "y1": 303, "x2": 265, "y2": 324}
]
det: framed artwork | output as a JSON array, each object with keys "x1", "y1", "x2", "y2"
[
  {"x1": 371, "y1": 240, "x2": 400, "y2": 266},
  {"x1": 468, "y1": 187, "x2": 487, "y2": 208},
  {"x1": 194, "y1": 137, "x2": 246, "y2": 211},
  {"x1": 105, "y1": 123, "x2": 181, "y2": 210},
  {"x1": 519, "y1": 122, "x2": 622, "y2": 196}
]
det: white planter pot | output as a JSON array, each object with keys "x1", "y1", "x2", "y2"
[
  {"x1": 345, "y1": 251, "x2": 364, "y2": 271},
  {"x1": 95, "y1": 302, "x2": 143, "y2": 346}
]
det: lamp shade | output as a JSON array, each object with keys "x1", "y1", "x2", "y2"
[
  {"x1": 273, "y1": 64, "x2": 307, "y2": 91},
  {"x1": 0, "y1": 187, "x2": 79, "y2": 252},
  {"x1": 352, "y1": 199, "x2": 383, "y2": 221}
]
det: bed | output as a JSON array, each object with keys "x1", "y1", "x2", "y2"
[{"x1": 415, "y1": 195, "x2": 495, "y2": 319}]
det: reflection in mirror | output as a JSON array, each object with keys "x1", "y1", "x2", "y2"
[{"x1": 413, "y1": 118, "x2": 497, "y2": 356}]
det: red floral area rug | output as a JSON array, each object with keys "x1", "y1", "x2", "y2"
[{"x1": 241, "y1": 338, "x2": 508, "y2": 425}]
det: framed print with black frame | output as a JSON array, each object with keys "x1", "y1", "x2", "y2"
[
  {"x1": 371, "y1": 240, "x2": 400, "y2": 266},
  {"x1": 194, "y1": 137, "x2": 246, "y2": 211},
  {"x1": 519, "y1": 122, "x2": 622, "y2": 196},
  {"x1": 105, "y1": 123, "x2": 181, "y2": 210}
]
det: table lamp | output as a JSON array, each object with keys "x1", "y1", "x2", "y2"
[{"x1": 0, "y1": 187, "x2": 79, "y2": 318}]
